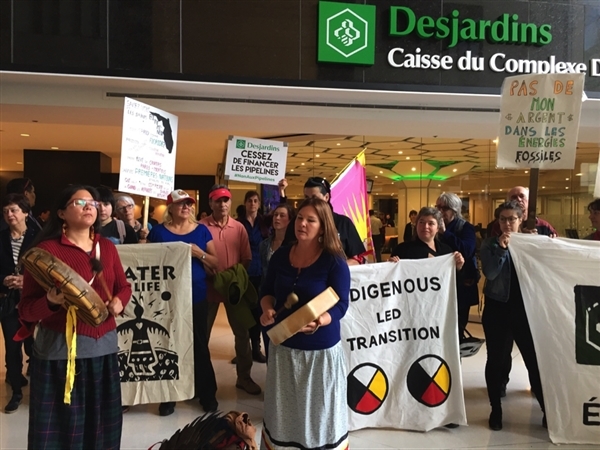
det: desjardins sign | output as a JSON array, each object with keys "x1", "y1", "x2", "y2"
[{"x1": 317, "y1": 1, "x2": 600, "y2": 77}]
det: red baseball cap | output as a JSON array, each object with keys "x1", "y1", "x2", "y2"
[
  {"x1": 167, "y1": 190, "x2": 196, "y2": 206},
  {"x1": 209, "y1": 187, "x2": 232, "y2": 201}
]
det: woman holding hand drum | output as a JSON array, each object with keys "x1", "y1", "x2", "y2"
[
  {"x1": 19, "y1": 185, "x2": 131, "y2": 450},
  {"x1": 259, "y1": 197, "x2": 350, "y2": 450}
]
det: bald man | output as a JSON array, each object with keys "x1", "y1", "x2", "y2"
[{"x1": 491, "y1": 186, "x2": 557, "y2": 237}]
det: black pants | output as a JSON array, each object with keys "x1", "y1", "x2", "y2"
[
  {"x1": 372, "y1": 234, "x2": 384, "y2": 262},
  {"x1": 193, "y1": 301, "x2": 217, "y2": 404},
  {"x1": 248, "y1": 276, "x2": 263, "y2": 347},
  {"x1": 1, "y1": 308, "x2": 23, "y2": 394},
  {"x1": 482, "y1": 296, "x2": 545, "y2": 411}
]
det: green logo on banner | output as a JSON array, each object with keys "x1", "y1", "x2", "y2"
[
  {"x1": 318, "y1": 1, "x2": 376, "y2": 65},
  {"x1": 236, "y1": 139, "x2": 246, "y2": 149}
]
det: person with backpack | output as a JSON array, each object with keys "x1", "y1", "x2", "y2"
[{"x1": 96, "y1": 186, "x2": 138, "y2": 245}]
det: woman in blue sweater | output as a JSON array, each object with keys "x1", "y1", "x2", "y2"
[
  {"x1": 147, "y1": 190, "x2": 219, "y2": 417},
  {"x1": 260, "y1": 197, "x2": 350, "y2": 450}
]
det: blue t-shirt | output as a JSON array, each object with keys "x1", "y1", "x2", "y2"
[
  {"x1": 261, "y1": 245, "x2": 350, "y2": 350},
  {"x1": 148, "y1": 223, "x2": 212, "y2": 303}
]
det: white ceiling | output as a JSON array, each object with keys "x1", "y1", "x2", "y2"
[{"x1": 1, "y1": 71, "x2": 599, "y2": 195}]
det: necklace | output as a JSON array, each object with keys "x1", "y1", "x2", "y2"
[{"x1": 10, "y1": 229, "x2": 26, "y2": 242}]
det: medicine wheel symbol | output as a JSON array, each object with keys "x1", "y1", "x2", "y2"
[
  {"x1": 406, "y1": 355, "x2": 452, "y2": 407},
  {"x1": 347, "y1": 363, "x2": 389, "y2": 415}
]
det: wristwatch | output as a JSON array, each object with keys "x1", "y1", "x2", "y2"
[{"x1": 201, "y1": 253, "x2": 206, "y2": 260}]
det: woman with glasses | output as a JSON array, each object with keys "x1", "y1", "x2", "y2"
[
  {"x1": 1, "y1": 194, "x2": 40, "y2": 413},
  {"x1": 480, "y1": 201, "x2": 546, "y2": 431},
  {"x1": 435, "y1": 192, "x2": 480, "y2": 341},
  {"x1": 18, "y1": 185, "x2": 131, "y2": 449},
  {"x1": 147, "y1": 190, "x2": 219, "y2": 417},
  {"x1": 114, "y1": 194, "x2": 151, "y2": 242}
]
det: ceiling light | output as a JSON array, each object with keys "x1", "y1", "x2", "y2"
[
  {"x1": 411, "y1": 167, "x2": 416, "y2": 171},
  {"x1": 301, "y1": 163, "x2": 305, "y2": 165},
  {"x1": 565, "y1": 177, "x2": 569, "y2": 181},
  {"x1": 391, "y1": 182, "x2": 394, "y2": 184},
  {"x1": 20, "y1": 133, "x2": 29, "y2": 137},
  {"x1": 460, "y1": 190, "x2": 463, "y2": 193},
  {"x1": 492, "y1": 138, "x2": 499, "y2": 144},
  {"x1": 316, "y1": 154, "x2": 320, "y2": 158},
  {"x1": 481, "y1": 189, "x2": 485, "y2": 192},
  {"x1": 379, "y1": 171, "x2": 383, "y2": 174},
  {"x1": 499, "y1": 189, "x2": 503, "y2": 191},
  {"x1": 406, "y1": 157, "x2": 410, "y2": 160},
  {"x1": 524, "y1": 170, "x2": 529, "y2": 174},
  {"x1": 437, "y1": 184, "x2": 441, "y2": 187},
  {"x1": 51, "y1": 146, "x2": 59, "y2": 150},
  {"x1": 398, "y1": 151, "x2": 403, "y2": 154},
  {"x1": 542, "y1": 186, "x2": 545, "y2": 189},
  {"x1": 291, "y1": 169, "x2": 294, "y2": 172},
  {"x1": 374, "y1": 176, "x2": 378, "y2": 178},
  {"x1": 16, "y1": 161, "x2": 23, "y2": 165},
  {"x1": 468, "y1": 192, "x2": 471, "y2": 195},
  {"x1": 565, "y1": 186, "x2": 569, "y2": 189},
  {"x1": 336, "y1": 143, "x2": 341, "y2": 146},
  {"x1": 452, "y1": 169, "x2": 457, "y2": 173},
  {"x1": 575, "y1": 173, "x2": 582, "y2": 177}
]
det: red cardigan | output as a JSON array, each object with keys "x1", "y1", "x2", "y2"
[{"x1": 19, "y1": 234, "x2": 132, "y2": 339}]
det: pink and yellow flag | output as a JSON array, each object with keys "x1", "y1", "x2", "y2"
[{"x1": 330, "y1": 150, "x2": 374, "y2": 260}]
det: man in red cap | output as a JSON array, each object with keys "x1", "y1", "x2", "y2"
[{"x1": 200, "y1": 185, "x2": 260, "y2": 395}]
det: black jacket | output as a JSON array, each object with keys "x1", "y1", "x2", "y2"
[{"x1": 0, "y1": 225, "x2": 39, "y2": 297}]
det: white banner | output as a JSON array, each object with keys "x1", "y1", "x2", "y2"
[
  {"x1": 119, "y1": 97, "x2": 178, "y2": 199},
  {"x1": 509, "y1": 234, "x2": 600, "y2": 444},
  {"x1": 497, "y1": 73, "x2": 585, "y2": 170},
  {"x1": 116, "y1": 242, "x2": 194, "y2": 405},
  {"x1": 224, "y1": 135, "x2": 287, "y2": 185},
  {"x1": 344, "y1": 255, "x2": 466, "y2": 432}
]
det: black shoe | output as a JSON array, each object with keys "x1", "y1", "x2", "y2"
[
  {"x1": 20, "y1": 375, "x2": 28, "y2": 387},
  {"x1": 200, "y1": 399, "x2": 218, "y2": 413},
  {"x1": 542, "y1": 414, "x2": 547, "y2": 429},
  {"x1": 444, "y1": 423, "x2": 459, "y2": 429},
  {"x1": 230, "y1": 356, "x2": 238, "y2": 364},
  {"x1": 252, "y1": 350, "x2": 267, "y2": 364},
  {"x1": 122, "y1": 406, "x2": 130, "y2": 413},
  {"x1": 489, "y1": 408, "x2": 503, "y2": 431},
  {"x1": 5, "y1": 393, "x2": 23, "y2": 414},
  {"x1": 158, "y1": 402, "x2": 175, "y2": 416}
]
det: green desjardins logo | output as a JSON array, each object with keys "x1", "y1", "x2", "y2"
[
  {"x1": 236, "y1": 139, "x2": 246, "y2": 149},
  {"x1": 318, "y1": 1, "x2": 376, "y2": 65}
]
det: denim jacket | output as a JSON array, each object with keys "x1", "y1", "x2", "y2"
[{"x1": 480, "y1": 236, "x2": 513, "y2": 302}]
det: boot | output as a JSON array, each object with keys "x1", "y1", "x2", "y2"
[
  {"x1": 251, "y1": 338, "x2": 266, "y2": 364},
  {"x1": 489, "y1": 406, "x2": 503, "y2": 431}
]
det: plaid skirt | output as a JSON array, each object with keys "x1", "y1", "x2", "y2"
[
  {"x1": 29, "y1": 354, "x2": 122, "y2": 450},
  {"x1": 261, "y1": 342, "x2": 349, "y2": 450}
]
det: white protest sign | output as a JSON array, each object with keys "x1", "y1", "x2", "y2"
[
  {"x1": 119, "y1": 97, "x2": 178, "y2": 199},
  {"x1": 509, "y1": 234, "x2": 600, "y2": 444},
  {"x1": 224, "y1": 136, "x2": 287, "y2": 185},
  {"x1": 497, "y1": 73, "x2": 585, "y2": 170},
  {"x1": 116, "y1": 242, "x2": 194, "y2": 405},
  {"x1": 344, "y1": 256, "x2": 466, "y2": 432}
]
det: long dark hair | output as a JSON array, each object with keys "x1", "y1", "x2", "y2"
[{"x1": 32, "y1": 185, "x2": 101, "y2": 246}]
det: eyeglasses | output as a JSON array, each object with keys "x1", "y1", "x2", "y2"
[
  {"x1": 499, "y1": 216, "x2": 518, "y2": 223},
  {"x1": 435, "y1": 205, "x2": 451, "y2": 212},
  {"x1": 72, "y1": 199, "x2": 99, "y2": 208},
  {"x1": 118, "y1": 204, "x2": 134, "y2": 212},
  {"x1": 2, "y1": 207, "x2": 22, "y2": 215}
]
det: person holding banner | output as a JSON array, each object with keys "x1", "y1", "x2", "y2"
[
  {"x1": 147, "y1": 189, "x2": 219, "y2": 416},
  {"x1": 585, "y1": 199, "x2": 600, "y2": 240},
  {"x1": 18, "y1": 185, "x2": 131, "y2": 449},
  {"x1": 114, "y1": 194, "x2": 151, "y2": 242},
  {"x1": 480, "y1": 200, "x2": 546, "y2": 431},
  {"x1": 259, "y1": 197, "x2": 350, "y2": 450},
  {"x1": 389, "y1": 207, "x2": 465, "y2": 271},
  {"x1": 435, "y1": 192, "x2": 480, "y2": 340}
]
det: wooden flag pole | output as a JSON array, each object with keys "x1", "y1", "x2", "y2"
[
  {"x1": 526, "y1": 168, "x2": 539, "y2": 230},
  {"x1": 142, "y1": 196, "x2": 150, "y2": 230}
]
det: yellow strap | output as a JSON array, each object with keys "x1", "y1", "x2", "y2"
[{"x1": 64, "y1": 305, "x2": 78, "y2": 405}]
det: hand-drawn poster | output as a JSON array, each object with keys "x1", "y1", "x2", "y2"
[
  {"x1": 116, "y1": 242, "x2": 193, "y2": 405},
  {"x1": 497, "y1": 73, "x2": 585, "y2": 170},
  {"x1": 118, "y1": 97, "x2": 178, "y2": 199}
]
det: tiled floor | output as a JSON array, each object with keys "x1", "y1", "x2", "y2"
[{"x1": 0, "y1": 306, "x2": 597, "y2": 450}]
